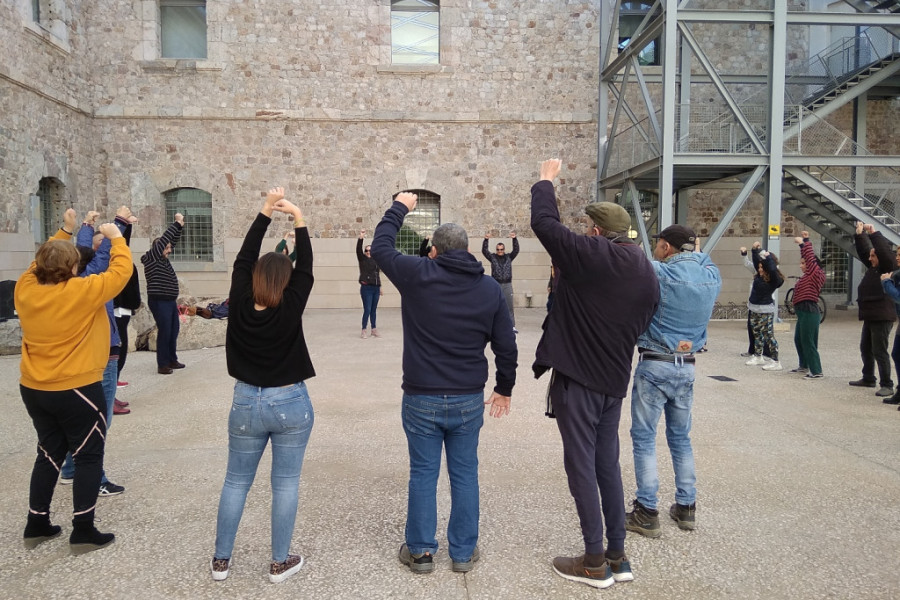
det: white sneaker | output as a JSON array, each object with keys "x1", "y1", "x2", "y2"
[
  {"x1": 762, "y1": 361, "x2": 783, "y2": 371},
  {"x1": 745, "y1": 355, "x2": 766, "y2": 366}
]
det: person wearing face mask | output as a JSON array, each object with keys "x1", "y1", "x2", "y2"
[{"x1": 141, "y1": 212, "x2": 184, "y2": 374}]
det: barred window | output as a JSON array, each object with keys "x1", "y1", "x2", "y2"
[
  {"x1": 391, "y1": 0, "x2": 439, "y2": 65},
  {"x1": 820, "y1": 238, "x2": 848, "y2": 295},
  {"x1": 37, "y1": 177, "x2": 66, "y2": 244},
  {"x1": 160, "y1": 0, "x2": 207, "y2": 59},
  {"x1": 392, "y1": 189, "x2": 440, "y2": 255},
  {"x1": 164, "y1": 187, "x2": 213, "y2": 261}
]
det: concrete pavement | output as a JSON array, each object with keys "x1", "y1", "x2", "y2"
[{"x1": 1, "y1": 308, "x2": 898, "y2": 599}]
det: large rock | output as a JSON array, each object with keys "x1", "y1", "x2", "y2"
[
  {"x1": 146, "y1": 314, "x2": 227, "y2": 351},
  {"x1": 0, "y1": 319, "x2": 22, "y2": 355}
]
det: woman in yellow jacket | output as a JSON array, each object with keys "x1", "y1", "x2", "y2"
[{"x1": 16, "y1": 209, "x2": 132, "y2": 555}]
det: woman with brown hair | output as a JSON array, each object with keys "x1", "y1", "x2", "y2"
[
  {"x1": 211, "y1": 187, "x2": 315, "y2": 584},
  {"x1": 16, "y1": 209, "x2": 132, "y2": 554}
]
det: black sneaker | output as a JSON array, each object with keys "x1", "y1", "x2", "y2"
[
  {"x1": 98, "y1": 482, "x2": 125, "y2": 497},
  {"x1": 399, "y1": 543, "x2": 434, "y2": 574},
  {"x1": 883, "y1": 392, "x2": 900, "y2": 405},
  {"x1": 625, "y1": 499, "x2": 661, "y2": 538},
  {"x1": 669, "y1": 502, "x2": 696, "y2": 530},
  {"x1": 849, "y1": 379, "x2": 877, "y2": 388},
  {"x1": 551, "y1": 555, "x2": 614, "y2": 589}
]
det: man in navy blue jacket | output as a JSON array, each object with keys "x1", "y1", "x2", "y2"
[
  {"x1": 532, "y1": 159, "x2": 659, "y2": 590},
  {"x1": 371, "y1": 192, "x2": 517, "y2": 575}
]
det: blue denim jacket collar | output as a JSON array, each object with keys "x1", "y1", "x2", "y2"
[{"x1": 637, "y1": 252, "x2": 722, "y2": 354}]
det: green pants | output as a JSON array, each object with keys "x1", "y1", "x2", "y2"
[{"x1": 794, "y1": 309, "x2": 822, "y2": 375}]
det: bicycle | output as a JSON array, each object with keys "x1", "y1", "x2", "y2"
[{"x1": 782, "y1": 277, "x2": 826, "y2": 323}]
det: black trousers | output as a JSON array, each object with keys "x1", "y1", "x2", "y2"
[
  {"x1": 550, "y1": 372, "x2": 625, "y2": 555},
  {"x1": 116, "y1": 314, "x2": 131, "y2": 377},
  {"x1": 21, "y1": 383, "x2": 107, "y2": 522},
  {"x1": 860, "y1": 320, "x2": 894, "y2": 387}
]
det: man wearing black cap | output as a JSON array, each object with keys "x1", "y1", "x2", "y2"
[
  {"x1": 625, "y1": 224, "x2": 721, "y2": 539},
  {"x1": 531, "y1": 159, "x2": 659, "y2": 589}
]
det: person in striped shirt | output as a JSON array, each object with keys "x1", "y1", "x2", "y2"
[
  {"x1": 141, "y1": 213, "x2": 184, "y2": 374},
  {"x1": 791, "y1": 231, "x2": 826, "y2": 379}
]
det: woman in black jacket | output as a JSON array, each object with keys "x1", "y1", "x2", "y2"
[
  {"x1": 744, "y1": 242, "x2": 785, "y2": 371},
  {"x1": 356, "y1": 230, "x2": 382, "y2": 338}
]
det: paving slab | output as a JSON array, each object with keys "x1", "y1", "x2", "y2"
[{"x1": 0, "y1": 308, "x2": 898, "y2": 599}]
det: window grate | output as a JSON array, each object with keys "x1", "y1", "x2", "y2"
[
  {"x1": 164, "y1": 188, "x2": 213, "y2": 261},
  {"x1": 393, "y1": 189, "x2": 440, "y2": 255},
  {"x1": 820, "y1": 238, "x2": 848, "y2": 295},
  {"x1": 38, "y1": 178, "x2": 65, "y2": 243}
]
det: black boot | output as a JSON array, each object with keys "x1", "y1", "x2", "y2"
[
  {"x1": 883, "y1": 390, "x2": 900, "y2": 405},
  {"x1": 24, "y1": 513, "x2": 62, "y2": 549},
  {"x1": 70, "y1": 518, "x2": 115, "y2": 555}
]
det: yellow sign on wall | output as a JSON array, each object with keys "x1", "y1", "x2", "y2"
[{"x1": 768, "y1": 225, "x2": 780, "y2": 235}]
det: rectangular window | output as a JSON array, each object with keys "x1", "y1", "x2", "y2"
[
  {"x1": 618, "y1": 2, "x2": 660, "y2": 66},
  {"x1": 160, "y1": 0, "x2": 207, "y2": 59},
  {"x1": 820, "y1": 238, "x2": 848, "y2": 295},
  {"x1": 391, "y1": 0, "x2": 439, "y2": 65}
]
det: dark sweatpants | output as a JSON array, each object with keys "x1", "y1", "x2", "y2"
[
  {"x1": 550, "y1": 372, "x2": 625, "y2": 555},
  {"x1": 860, "y1": 320, "x2": 894, "y2": 388},
  {"x1": 21, "y1": 383, "x2": 107, "y2": 523}
]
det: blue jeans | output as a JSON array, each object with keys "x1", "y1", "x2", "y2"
[
  {"x1": 630, "y1": 359, "x2": 697, "y2": 510},
  {"x1": 61, "y1": 356, "x2": 118, "y2": 483},
  {"x1": 360, "y1": 284, "x2": 380, "y2": 329},
  {"x1": 148, "y1": 298, "x2": 180, "y2": 368},
  {"x1": 402, "y1": 393, "x2": 483, "y2": 562},
  {"x1": 214, "y1": 381, "x2": 314, "y2": 563}
]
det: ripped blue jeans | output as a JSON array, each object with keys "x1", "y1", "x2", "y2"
[{"x1": 214, "y1": 381, "x2": 314, "y2": 563}]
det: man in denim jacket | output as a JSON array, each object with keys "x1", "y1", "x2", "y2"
[{"x1": 625, "y1": 225, "x2": 721, "y2": 538}]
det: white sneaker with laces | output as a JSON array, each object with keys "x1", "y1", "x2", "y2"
[
  {"x1": 745, "y1": 355, "x2": 766, "y2": 366},
  {"x1": 762, "y1": 361, "x2": 783, "y2": 371}
]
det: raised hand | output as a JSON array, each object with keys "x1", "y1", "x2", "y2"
[
  {"x1": 98, "y1": 223, "x2": 123, "y2": 239},
  {"x1": 396, "y1": 192, "x2": 417, "y2": 212},
  {"x1": 116, "y1": 206, "x2": 132, "y2": 220},
  {"x1": 794, "y1": 237, "x2": 803, "y2": 245},
  {"x1": 174, "y1": 212, "x2": 185, "y2": 225},
  {"x1": 273, "y1": 198, "x2": 302, "y2": 221},
  {"x1": 85, "y1": 210, "x2": 101, "y2": 225},
  {"x1": 265, "y1": 187, "x2": 285, "y2": 210},
  {"x1": 359, "y1": 228, "x2": 366, "y2": 240},
  {"x1": 801, "y1": 230, "x2": 809, "y2": 238},
  {"x1": 63, "y1": 208, "x2": 77, "y2": 232},
  {"x1": 540, "y1": 158, "x2": 562, "y2": 182},
  {"x1": 510, "y1": 232, "x2": 517, "y2": 239},
  {"x1": 752, "y1": 241, "x2": 761, "y2": 250}
]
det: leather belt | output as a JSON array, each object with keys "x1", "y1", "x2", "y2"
[{"x1": 639, "y1": 351, "x2": 695, "y2": 364}]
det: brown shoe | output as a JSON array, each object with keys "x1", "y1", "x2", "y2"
[
  {"x1": 269, "y1": 554, "x2": 304, "y2": 584},
  {"x1": 169, "y1": 361, "x2": 185, "y2": 369},
  {"x1": 158, "y1": 366, "x2": 173, "y2": 375},
  {"x1": 197, "y1": 307, "x2": 213, "y2": 319},
  {"x1": 551, "y1": 555, "x2": 614, "y2": 589}
]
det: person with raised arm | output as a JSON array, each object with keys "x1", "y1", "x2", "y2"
[{"x1": 210, "y1": 187, "x2": 315, "y2": 584}]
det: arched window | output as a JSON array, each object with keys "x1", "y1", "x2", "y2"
[
  {"x1": 391, "y1": 0, "x2": 440, "y2": 65},
  {"x1": 36, "y1": 177, "x2": 66, "y2": 244},
  {"x1": 392, "y1": 189, "x2": 440, "y2": 255},
  {"x1": 164, "y1": 187, "x2": 213, "y2": 261}
]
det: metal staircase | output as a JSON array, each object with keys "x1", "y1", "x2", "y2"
[{"x1": 841, "y1": 0, "x2": 900, "y2": 40}]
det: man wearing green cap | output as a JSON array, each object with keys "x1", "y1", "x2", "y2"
[{"x1": 531, "y1": 158, "x2": 659, "y2": 589}]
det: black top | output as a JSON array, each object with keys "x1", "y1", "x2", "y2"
[
  {"x1": 748, "y1": 248, "x2": 784, "y2": 305},
  {"x1": 357, "y1": 238, "x2": 381, "y2": 286},
  {"x1": 530, "y1": 180, "x2": 659, "y2": 398},
  {"x1": 482, "y1": 237, "x2": 519, "y2": 283},
  {"x1": 226, "y1": 213, "x2": 315, "y2": 387},
  {"x1": 855, "y1": 231, "x2": 897, "y2": 322},
  {"x1": 113, "y1": 217, "x2": 142, "y2": 311},
  {"x1": 141, "y1": 221, "x2": 182, "y2": 300}
]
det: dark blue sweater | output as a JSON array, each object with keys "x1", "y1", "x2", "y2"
[{"x1": 372, "y1": 202, "x2": 517, "y2": 397}]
